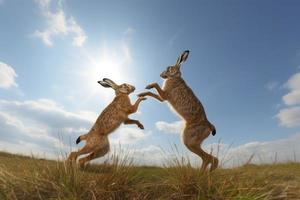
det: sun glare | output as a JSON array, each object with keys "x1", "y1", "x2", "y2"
[{"x1": 79, "y1": 46, "x2": 132, "y2": 102}]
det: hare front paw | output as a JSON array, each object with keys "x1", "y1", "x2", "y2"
[
  {"x1": 145, "y1": 84, "x2": 154, "y2": 89},
  {"x1": 139, "y1": 97, "x2": 147, "y2": 101},
  {"x1": 138, "y1": 123, "x2": 144, "y2": 129},
  {"x1": 138, "y1": 92, "x2": 147, "y2": 97}
]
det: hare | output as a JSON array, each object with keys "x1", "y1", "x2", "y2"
[
  {"x1": 138, "y1": 50, "x2": 218, "y2": 171},
  {"x1": 68, "y1": 78, "x2": 146, "y2": 167}
]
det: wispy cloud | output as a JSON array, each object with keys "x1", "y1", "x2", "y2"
[
  {"x1": 0, "y1": 61, "x2": 18, "y2": 89},
  {"x1": 266, "y1": 81, "x2": 279, "y2": 91},
  {"x1": 34, "y1": 0, "x2": 87, "y2": 47},
  {"x1": 0, "y1": 98, "x2": 94, "y2": 155},
  {"x1": 155, "y1": 120, "x2": 184, "y2": 134},
  {"x1": 276, "y1": 72, "x2": 300, "y2": 127}
]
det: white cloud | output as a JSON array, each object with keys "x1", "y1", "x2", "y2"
[
  {"x1": 0, "y1": 62, "x2": 18, "y2": 89},
  {"x1": 287, "y1": 73, "x2": 300, "y2": 90},
  {"x1": 124, "y1": 132, "x2": 300, "y2": 167},
  {"x1": 210, "y1": 133, "x2": 300, "y2": 167},
  {"x1": 0, "y1": 140, "x2": 58, "y2": 160},
  {"x1": 276, "y1": 107, "x2": 300, "y2": 128},
  {"x1": 1, "y1": 97, "x2": 299, "y2": 168},
  {"x1": 283, "y1": 90, "x2": 300, "y2": 106},
  {"x1": 0, "y1": 98, "x2": 150, "y2": 160},
  {"x1": 0, "y1": 99, "x2": 93, "y2": 130},
  {"x1": 276, "y1": 72, "x2": 300, "y2": 127},
  {"x1": 0, "y1": 98, "x2": 94, "y2": 156},
  {"x1": 155, "y1": 120, "x2": 184, "y2": 134},
  {"x1": 76, "y1": 110, "x2": 98, "y2": 122},
  {"x1": 34, "y1": 0, "x2": 87, "y2": 47},
  {"x1": 111, "y1": 126, "x2": 148, "y2": 145},
  {"x1": 282, "y1": 73, "x2": 300, "y2": 106},
  {"x1": 133, "y1": 145, "x2": 165, "y2": 166},
  {"x1": 0, "y1": 110, "x2": 63, "y2": 155}
]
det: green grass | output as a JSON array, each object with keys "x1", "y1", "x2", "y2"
[{"x1": 0, "y1": 151, "x2": 299, "y2": 200}]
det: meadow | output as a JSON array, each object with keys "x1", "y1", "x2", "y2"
[{"x1": 0, "y1": 151, "x2": 299, "y2": 200}]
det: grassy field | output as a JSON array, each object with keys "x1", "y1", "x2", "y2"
[{"x1": 0, "y1": 151, "x2": 299, "y2": 200}]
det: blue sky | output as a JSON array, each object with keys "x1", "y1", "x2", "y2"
[{"x1": 0, "y1": 0, "x2": 300, "y2": 166}]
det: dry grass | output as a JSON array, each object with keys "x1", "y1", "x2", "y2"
[{"x1": 0, "y1": 151, "x2": 299, "y2": 200}]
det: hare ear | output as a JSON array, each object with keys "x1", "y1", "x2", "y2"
[
  {"x1": 103, "y1": 78, "x2": 118, "y2": 89},
  {"x1": 98, "y1": 81, "x2": 112, "y2": 88},
  {"x1": 175, "y1": 50, "x2": 190, "y2": 67}
]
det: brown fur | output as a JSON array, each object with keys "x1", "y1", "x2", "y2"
[
  {"x1": 139, "y1": 50, "x2": 218, "y2": 171},
  {"x1": 68, "y1": 78, "x2": 146, "y2": 167}
]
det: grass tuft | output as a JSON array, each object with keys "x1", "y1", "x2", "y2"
[{"x1": 0, "y1": 151, "x2": 299, "y2": 199}]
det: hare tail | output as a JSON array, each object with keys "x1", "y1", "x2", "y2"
[
  {"x1": 76, "y1": 134, "x2": 88, "y2": 144},
  {"x1": 76, "y1": 136, "x2": 81, "y2": 144},
  {"x1": 210, "y1": 123, "x2": 216, "y2": 136}
]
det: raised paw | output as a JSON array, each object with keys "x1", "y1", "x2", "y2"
[
  {"x1": 145, "y1": 84, "x2": 153, "y2": 89},
  {"x1": 138, "y1": 92, "x2": 147, "y2": 97},
  {"x1": 138, "y1": 123, "x2": 144, "y2": 129},
  {"x1": 139, "y1": 97, "x2": 147, "y2": 101}
]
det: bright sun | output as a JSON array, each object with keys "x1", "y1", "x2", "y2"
[{"x1": 79, "y1": 46, "x2": 132, "y2": 101}]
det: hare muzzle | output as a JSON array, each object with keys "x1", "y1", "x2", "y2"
[{"x1": 160, "y1": 71, "x2": 168, "y2": 79}]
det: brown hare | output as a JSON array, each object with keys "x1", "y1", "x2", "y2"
[
  {"x1": 138, "y1": 50, "x2": 218, "y2": 171},
  {"x1": 68, "y1": 78, "x2": 146, "y2": 167}
]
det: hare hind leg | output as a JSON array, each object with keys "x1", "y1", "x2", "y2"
[
  {"x1": 67, "y1": 144, "x2": 93, "y2": 162},
  {"x1": 78, "y1": 136, "x2": 110, "y2": 167},
  {"x1": 78, "y1": 144, "x2": 110, "y2": 167},
  {"x1": 183, "y1": 123, "x2": 218, "y2": 171},
  {"x1": 67, "y1": 133, "x2": 99, "y2": 162}
]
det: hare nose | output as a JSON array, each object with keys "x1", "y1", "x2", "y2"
[{"x1": 160, "y1": 72, "x2": 166, "y2": 78}]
